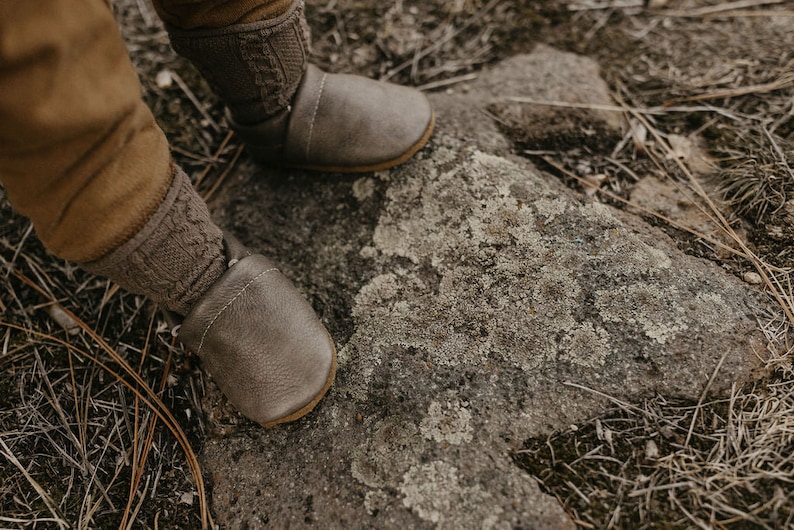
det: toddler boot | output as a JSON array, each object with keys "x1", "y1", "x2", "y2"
[
  {"x1": 166, "y1": 0, "x2": 434, "y2": 172},
  {"x1": 82, "y1": 167, "x2": 335, "y2": 426}
]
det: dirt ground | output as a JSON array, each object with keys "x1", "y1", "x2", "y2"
[{"x1": 1, "y1": 0, "x2": 793, "y2": 528}]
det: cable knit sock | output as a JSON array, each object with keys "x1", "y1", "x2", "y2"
[
  {"x1": 166, "y1": 0, "x2": 308, "y2": 125},
  {"x1": 80, "y1": 166, "x2": 226, "y2": 316}
]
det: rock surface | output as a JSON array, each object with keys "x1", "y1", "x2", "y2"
[{"x1": 204, "y1": 46, "x2": 766, "y2": 529}]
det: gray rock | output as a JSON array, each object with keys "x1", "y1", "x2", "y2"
[{"x1": 204, "y1": 46, "x2": 766, "y2": 529}]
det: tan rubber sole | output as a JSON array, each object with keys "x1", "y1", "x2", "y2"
[
  {"x1": 280, "y1": 111, "x2": 436, "y2": 174},
  {"x1": 259, "y1": 332, "x2": 338, "y2": 428}
]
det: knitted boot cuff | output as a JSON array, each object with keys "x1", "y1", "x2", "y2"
[
  {"x1": 80, "y1": 166, "x2": 226, "y2": 316},
  {"x1": 166, "y1": 0, "x2": 308, "y2": 125}
]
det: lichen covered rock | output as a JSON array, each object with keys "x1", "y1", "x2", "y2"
[{"x1": 202, "y1": 47, "x2": 766, "y2": 529}]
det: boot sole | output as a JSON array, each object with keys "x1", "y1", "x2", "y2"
[
  {"x1": 278, "y1": 112, "x2": 436, "y2": 174},
  {"x1": 259, "y1": 331, "x2": 338, "y2": 428}
]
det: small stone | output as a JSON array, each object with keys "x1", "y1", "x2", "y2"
[
  {"x1": 47, "y1": 305, "x2": 81, "y2": 336},
  {"x1": 352, "y1": 178, "x2": 375, "y2": 202},
  {"x1": 659, "y1": 425, "x2": 676, "y2": 439},
  {"x1": 583, "y1": 173, "x2": 607, "y2": 196},
  {"x1": 155, "y1": 69, "x2": 173, "y2": 88},
  {"x1": 179, "y1": 492, "x2": 195, "y2": 505},
  {"x1": 645, "y1": 439, "x2": 660, "y2": 460},
  {"x1": 666, "y1": 134, "x2": 692, "y2": 160},
  {"x1": 359, "y1": 246, "x2": 378, "y2": 259},
  {"x1": 743, "y1": 271, "x2": 763, "y2": 285}
]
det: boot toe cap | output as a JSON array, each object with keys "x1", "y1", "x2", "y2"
[{"x1": 179, "y1": 254, "x2": 336, "y2": 426}]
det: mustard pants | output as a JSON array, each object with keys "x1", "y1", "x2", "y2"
[{"x1": 0, "y1": 0, "x2": 287, "y2": 263}]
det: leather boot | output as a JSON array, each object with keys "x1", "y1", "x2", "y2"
[
  {"x1": 176, "y1": 234, "x2": 336, "y2": 427},
  {"x1": 166, "y1": 0, "x2": 434, "y2": 172},
  {"x1": 84, "y1": 167, "x2": 335, "y2": 426}
]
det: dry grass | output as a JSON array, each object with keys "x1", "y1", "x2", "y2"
[
  {"x1": 2, "y1": 0, "x2": 793, "y2": 528},
  {"x1": 515, "y1": 373, "x2": 794, "y2": 529},
  {"x1": 0, "y1": 209, "x2": 215, "y2": 528}
]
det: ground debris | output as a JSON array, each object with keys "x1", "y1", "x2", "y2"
[{"x1": 514, "y1": 374, "x2": 794, "y2": 529}]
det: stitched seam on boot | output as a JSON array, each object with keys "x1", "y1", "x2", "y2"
[
  {"x1": 305, "y1": 73, "x2": 327, "y2": 162},
  {"x1": 196, "y1": 267, "x2": 279, "y2": 355}
]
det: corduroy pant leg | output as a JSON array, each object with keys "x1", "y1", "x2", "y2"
[
  {"x1": 0, "y1": 0, "x2": 227, "y2": 316},
  {"x1": 0, "y1": 0, "x2": 173, "y2": 264}
]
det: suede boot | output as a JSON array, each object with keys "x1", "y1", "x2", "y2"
[
  {"x1": 166, "y1": 0, "x2": 434, "y2": 172},
  {"x1": 82, "y1": 166, "x2": 335, "y2": 426}
]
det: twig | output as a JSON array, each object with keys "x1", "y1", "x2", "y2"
[
  {"x1": 124, "y1": 476, "x2": 151, "y2": 530},
  {"x1": 566, "y1": 479, "x2": 592, "y2": 505},
  {"x1": 763, "y1": 126, "x2": 794, "y2": 181},
  {"x1": 563, "y1": 381, "x2": 651, "y2": 417},
  {"x1": 628, "y1": 481, "x2": 695, "y2": 498},
  {"x1": 678, "y1": 9, "x2": 794, "y2": 17},
  {"x1": 0, "y1": 516, "x2": 71, "y2": 525},
  {"x1": 169, "y1": 70, "x2": 220, "y2": 133},
  {"x1": 506, "y1": 96, "x2": 631, "y2": 113},
  {"x1": 567, "y1": 1, "x2": 644, "y2": 11},
  {"x1": 663, "y1": 73, "x2": 794, "y2": 106},
  {"x1": 684, "y1": 350, "x2": 731, "y2": 447},
  {"x1": 202, "y1": 144, "x2": 244, "y2": 203},
  {"x1": 193, "y1": 130, "x2": 235, "y2": 191},
  {"x1": 660, "y1": 0, "x2": 785, "y2": 17},
  {"x1": 121, "y1": 312, "x2": 161, "y2": 530},
  {"x1": 4, "y1": 222, "x2": 33, "y2": 279},
  {"x1": 507, "y1": 97, "x2": 752, "y2": 121},
  {"x1": 416, "y1": 72, "x2": 479, "y2": 92}
]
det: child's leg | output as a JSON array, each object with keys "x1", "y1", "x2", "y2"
[
  {"x1": 0, "y1": 0, "x2": 335, "y2": 425},
  {"x1": 0, "y1": 0, "x2": 174, "y2": 263}
]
